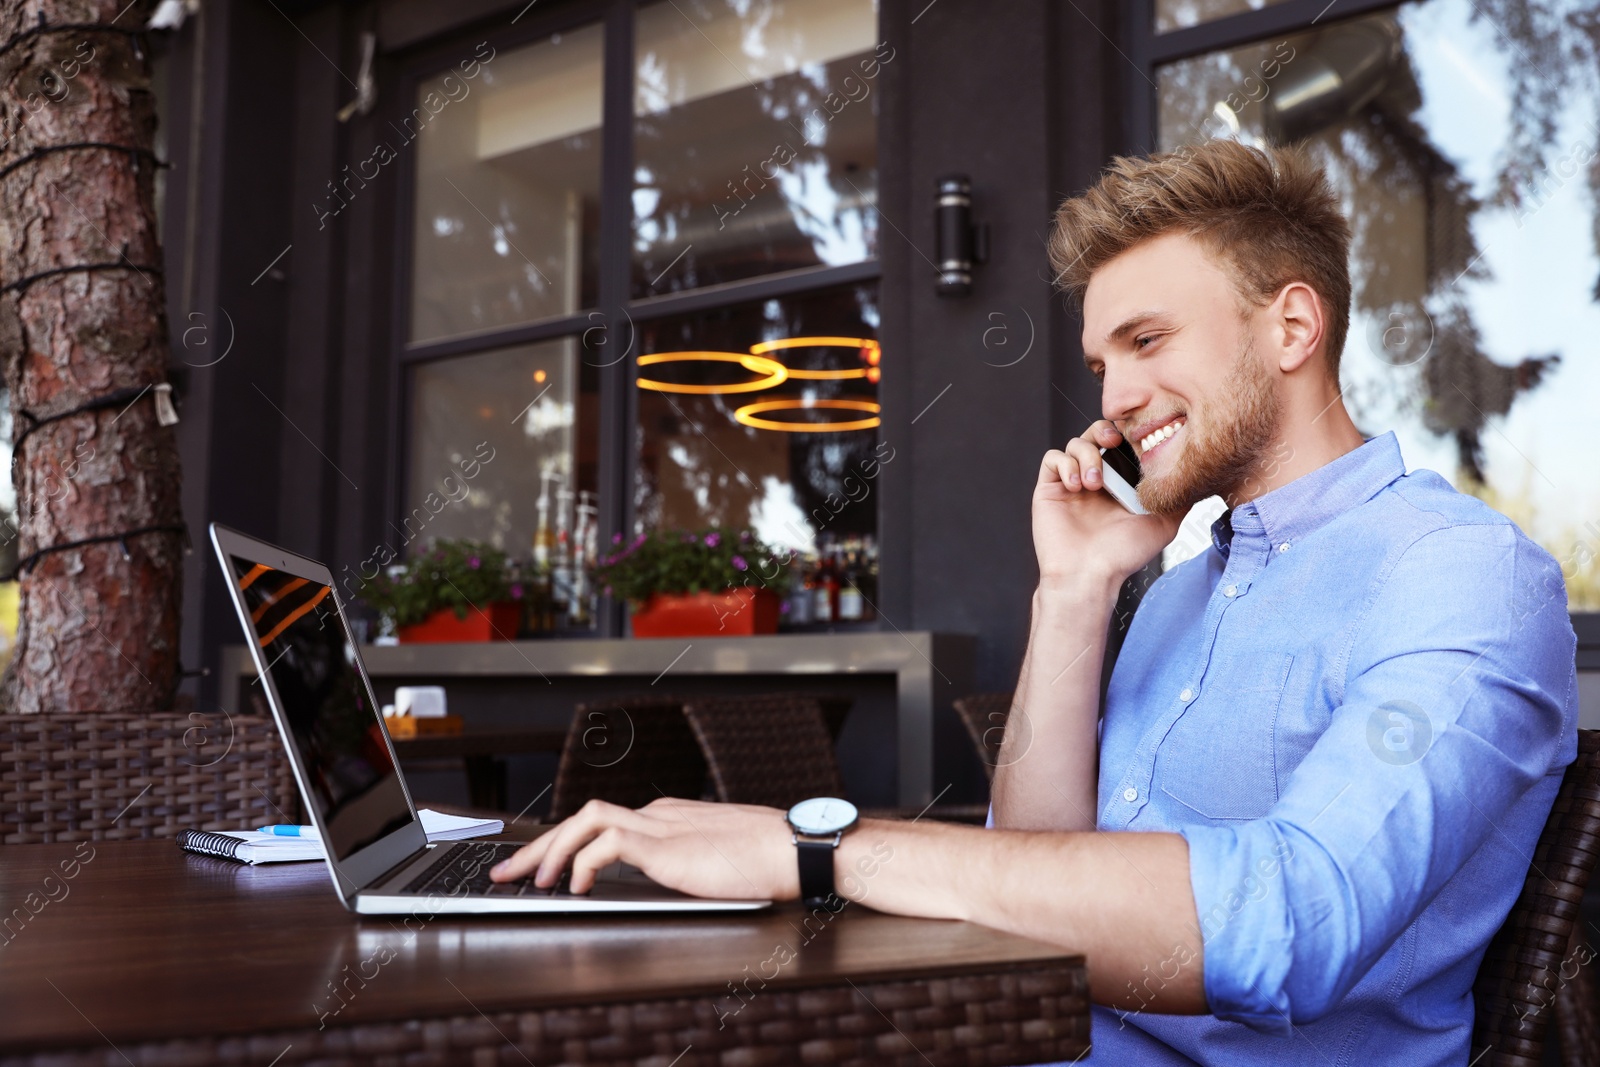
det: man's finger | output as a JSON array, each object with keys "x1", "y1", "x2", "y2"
[
  {"x1": 489, "y1": 800, "x2": 631, "y2": 883},
  {"x1": 568, "y1": 826, "x2": 636, "y2": 894},
  {"x1": 1039, "y1": 449, "x2": 1084, "y2": 492},
  {"x1": 1064, "y1": 437, "x2": 1103, "y2": 487},
  {"x1": 1080, "y1": 419, "x2": 1122, "y2": 446},
  {"x1": 490, "y1": 829, "x2": 556, "y2": 882}
]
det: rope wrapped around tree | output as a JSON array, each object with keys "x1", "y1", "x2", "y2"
[{"x1": 0, "y1": 0, "x2": 183, "y2": 712}]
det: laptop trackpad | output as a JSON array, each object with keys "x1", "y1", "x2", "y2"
[{"x1": 586, "y1": 862, "x2": 693, "y2": 901}]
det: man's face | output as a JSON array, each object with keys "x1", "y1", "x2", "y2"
[{"x1": 1080, "y1": 232, "x2": 1282, "y2": 515}]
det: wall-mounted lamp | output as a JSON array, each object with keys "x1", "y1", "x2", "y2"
[{"x1": 935, "y1": 175, "x2": 989, "y2": 297}]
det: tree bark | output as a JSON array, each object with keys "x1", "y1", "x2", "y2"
[{"x1": 0, "y1": 0, "x2": 182, "y2": 712}]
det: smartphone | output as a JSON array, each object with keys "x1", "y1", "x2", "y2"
[{"x1": 1098, "y1": 441, "x2": 1147, "y2": 515}]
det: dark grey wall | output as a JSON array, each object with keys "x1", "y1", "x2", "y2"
[{"x1": 876, "y1": 0, "x2": 1124, "y2": 696}]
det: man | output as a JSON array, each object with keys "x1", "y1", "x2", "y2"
[{"x1": 493, "y1": 140, "x2": 1577, "y2": 1065}]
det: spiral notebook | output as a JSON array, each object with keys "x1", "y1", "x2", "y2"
[{"x1": 176, "y1": 809, "x2": 504, "y2": 865}]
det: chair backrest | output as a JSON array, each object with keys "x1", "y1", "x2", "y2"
[
  {"x1": 681, "y1": 692, "x2": 843, "y2": 809},
  {"x1": 547, "y1": 695, "x2": 707, "y2": 821},
  {"x1": 0, "y1": 711, "x2": 298, "y2": 843},
  {"x1": 953, "y1": 692, "x2": 1013, "y2": 782},
  {"x1": 817, "y1": 694, "x2": 854, "y2": 741},
  {"x1": 1472, "y1": 728, "x2": 1600, "y2": 1066}
]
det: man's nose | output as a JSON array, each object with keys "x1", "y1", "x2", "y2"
[{"x1": 1099, "y1": 365, "x2": 1150, "y2": 426}]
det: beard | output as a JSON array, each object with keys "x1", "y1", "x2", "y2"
[{"x1": 1136, "y1": 339, "x2": 1283, "y2": 516}]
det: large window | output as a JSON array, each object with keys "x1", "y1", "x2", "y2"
[
  {"x1": 398, "y1": 0, "x2": 883, "y2": 633},
  {"x1": 410, "y1": 26, "x2": 603, "y2": 344},
  {"x1": 633, "y1": 283, "x2": 880, "y2": 553},
  {"x1": 1145, "y1": 0, "x2": 1600, "y2": 612},
  {"x1": 631, "y1": 0, "x2": 881, "y2": 295}
]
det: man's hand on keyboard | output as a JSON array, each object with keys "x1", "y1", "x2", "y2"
[{"x1": 490, "y1": 798, "x2": 796, "y2": 900}]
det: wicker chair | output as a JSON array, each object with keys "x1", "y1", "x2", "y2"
[
  {"x1": 0, "y1": 711, "x2": 298, "y2": 844},
  {"x1": 681, "y1": 692, "x2": 843, "y2": 809},
  {"x1": 1472, "y1": 728, "x2": 1600, "y2": 1066},
  {"x1": 817, "y1": 694, "x2": 855, "y2": 741},
  {"x1": 953, "y1": 692, "x2": 1014, "y2": 782},
  {"x1": 546, "y1": 695, "x2": 708, "y2": 821}
]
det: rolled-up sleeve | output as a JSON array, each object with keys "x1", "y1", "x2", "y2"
[{"x1": 1178, "y1": 524, "x2": 1576, "y2": 1032}]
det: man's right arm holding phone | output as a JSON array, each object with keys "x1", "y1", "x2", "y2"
[{"x1": 992, "y1": 420, "x2": 1180, "y2": 832}]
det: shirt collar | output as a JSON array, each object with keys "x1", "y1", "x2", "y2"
[{"x1": 1212, "y1": 432, "x2": 1405, "y2": 558}]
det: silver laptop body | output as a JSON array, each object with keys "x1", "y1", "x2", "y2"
[{"x1": 210, "y1": 522, "x2": 769, "y2": 915}]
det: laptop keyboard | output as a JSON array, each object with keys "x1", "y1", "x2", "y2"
[{"x1": 399, "y1": 841, "x2": 583, "y2": 898}]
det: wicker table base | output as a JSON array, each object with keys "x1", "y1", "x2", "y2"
[{"x1": 0, "y1": 967, "x2": 1089, "y2": 1066}]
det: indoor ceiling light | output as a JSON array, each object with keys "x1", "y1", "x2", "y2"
[
  {"x1": 635, "y1": 351, "x2": 788, "y2": 394},
  {"x1": 747, "y1": 336, "x2": 881, "y2": 379},
  {"x1": 733, "y1": 397, "x2": 882, "y2": 433}
]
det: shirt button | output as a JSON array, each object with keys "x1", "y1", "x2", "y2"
[
  {"x1": 1277, "y1": 542, "x2": 1291, "y2": 553},
  {"x1": 1123, "y1": 787, "x2": 1138, "y2": 802},
  {"x1": 1223, "y1": 584, "x2": 1238, "y2": 598},
  {"x1": 1180, "y1": 688, "x2": 1194, "y2": 702}
]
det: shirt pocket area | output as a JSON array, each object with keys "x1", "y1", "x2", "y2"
[{"x1": 1157, "y1": 651, "x2": 1295, "y2": 822}]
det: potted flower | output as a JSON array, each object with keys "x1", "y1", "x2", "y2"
[
  {"x1": 593, "y1": 527, "x2": 791, "y2": 638},
  {"x1": 358, "y1": 540, "x2": 523, "y2": 643}
]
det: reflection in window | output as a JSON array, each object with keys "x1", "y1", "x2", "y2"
[
  {"x1": 633, "y1": 284, "x2": 881, "y2": 554},
  {"x1": 407, "y1": 337, "x2": 598, "y2": 562},
  {"x1": 1155, "y1": 0, "x2": 1290, "y2": 34},
  {"x1": 1157, "y1": 3, "x2": 1600, "y2": 608},
  {"x1": 632, "y1": 0, "x2": 884, "y2": 297},
  {"x1": 411, "y1": 27, "x2": 603, "y2": 343}
]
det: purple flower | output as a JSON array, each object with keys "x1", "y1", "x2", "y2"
[
  {"x1": 469, "y1": 556, "x2": 481, "y2": 569},
  {"x1": 682, "y1": 532, "x2": 696, "y2": 543},
  {"x1": 602, "y1": 584, "x2": 612, "y2": 597},
  {"x1": 704, "y1": 532, "x2": 721, "y2": 548},
  {"x1": 740, "y1": 531, "x2": 751, "y2": 542},
  {"x1": 731, "y1": 555, "x2": 747, "y2": 571},
  {"x1": 612, "y1": 532, "x2": 623, "y2": 544},
  {"x1": 510, "y1": 583, "x2": 524, "y2": 599}
]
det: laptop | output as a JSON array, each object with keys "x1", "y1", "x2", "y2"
[{"x1": 210, "y1": 522, "x2": 769, "y2": 915}]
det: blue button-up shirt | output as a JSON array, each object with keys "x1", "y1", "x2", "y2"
[{"x1": 1071, "y1": 432, "x2": 1578, "y2": 1066}]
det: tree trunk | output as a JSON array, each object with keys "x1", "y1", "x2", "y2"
[{"x1": 0, "y1": 0, "x2": 182, "y2": 712}]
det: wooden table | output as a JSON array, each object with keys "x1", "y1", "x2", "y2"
[{"x1": 0, "y1": 840, "x2": 1090, "y2": 1065}]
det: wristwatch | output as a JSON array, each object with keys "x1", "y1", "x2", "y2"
[{"x1": 785, "y1": 796, "x2": 859, "y2": 911}]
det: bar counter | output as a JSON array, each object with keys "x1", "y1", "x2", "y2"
[{"x1": 224, "y1": 632, "x2": 977, "y2": 807}]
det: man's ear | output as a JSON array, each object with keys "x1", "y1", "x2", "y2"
[{"x1": 1274, "y1": 282, "x2": 1324, "y2": 374}]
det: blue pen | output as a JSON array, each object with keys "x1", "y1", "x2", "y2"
[{"x1": 256, "y1": 824, "x2": 321, "y2": 837}]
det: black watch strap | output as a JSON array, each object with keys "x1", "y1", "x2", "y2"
[{"x1": 796, "y1": 837, "x2": 844, "y2": 911}]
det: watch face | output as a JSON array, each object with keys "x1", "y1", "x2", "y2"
[{"x1": 787, "y1": 797, "x2": 858, "y2": 835}]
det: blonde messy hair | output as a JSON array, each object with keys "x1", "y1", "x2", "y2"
[{"x1": 1048, "y1": 139, "x2": 1353, "y2": 376}]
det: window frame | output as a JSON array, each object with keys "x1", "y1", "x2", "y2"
[
  {"x1": 384, "y1": 0, "x2": 885, "y2": 636},
  {"x1": 1122, "y1": 0, "x2": 1600, "y2": 651}
]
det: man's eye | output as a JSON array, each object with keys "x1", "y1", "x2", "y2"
[{"x1": 1134, "y1": 334, "x2": 1156, "y2": 349}]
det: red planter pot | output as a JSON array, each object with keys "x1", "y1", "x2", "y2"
[
  {"x1": 629, "y1": 588, "x2": 779, "y2": 638},
  {"x1": 398, "y1": 602, "x2": 522, "y2": 643}
]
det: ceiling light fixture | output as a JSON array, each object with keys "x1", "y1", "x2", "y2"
[
  {"x1": 747, "y1": 336, "x2": 881, "y2": 380},
  {"x1": 635, "y1": 351, "x2": 789, "y2": 394},
  {"x1": 733, "y1": 398, "x2": 882, "y2": 433}
]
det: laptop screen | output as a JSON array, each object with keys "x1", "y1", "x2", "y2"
[{"x1": 229, "y1": 556, "x2": 415, "y2": 860}]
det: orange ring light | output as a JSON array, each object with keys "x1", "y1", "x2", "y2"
[
  {"x1": 748, "y1": 336, "x2": 881, "y2": 380},
  {"x1": 733, "y1": 398, "x2": 882, "y2": 433},
  {"x1": 636, "y1": 351, "x2": 788, "y2": 394}
]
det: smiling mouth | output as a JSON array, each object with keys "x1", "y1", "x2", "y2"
[{"x1": 1137, "y1": 417, "x2": 1185, "y2": 460}]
